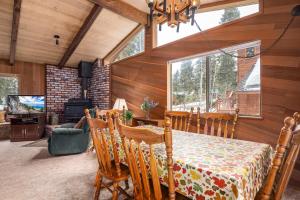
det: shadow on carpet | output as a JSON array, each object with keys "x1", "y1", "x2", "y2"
[
  {"x1": 31, "y1": 148, "x2": 52, "y2": 160},
  {"x1": 22, "y1": 138, "x2": 48, "y2": 147}
]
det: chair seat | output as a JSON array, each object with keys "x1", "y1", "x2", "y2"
[{"x1": 99, "y1": 162, "x2": 130, "y2": 182}]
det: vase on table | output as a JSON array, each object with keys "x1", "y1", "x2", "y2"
[
  {"x1": 140, "y1": 97, "x2": 158, "y2": 120},
  {"x1": 145, "y1": 110, "x2": 150, "y2": 120}
]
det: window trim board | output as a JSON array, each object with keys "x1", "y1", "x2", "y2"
[{"x1": 169, "y1": 40, "x2": 261, "y2": 64}]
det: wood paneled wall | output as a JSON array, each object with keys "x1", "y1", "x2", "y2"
[
  {"x1": 0, "y1": 59, "x2": 45, "y2": 95},
  {"x1": 111, "y1": 0, "x2": 300, "y2": 184}
]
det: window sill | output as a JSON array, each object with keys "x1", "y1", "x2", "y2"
[
  {"x1": 110, "y1": 51, "x2": 145, "y2": 65},
  {"x1": 239, "y1": 115, "x2": 263, "y2": 120}
]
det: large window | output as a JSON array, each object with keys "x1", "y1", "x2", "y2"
[
  {"x1": 157, "y1": 2, "x2": 259, "y2": 46},
  {"x1": 0, "y1": 75, "x2": 18, "y2": 110},
  {"x1": 113, "y1": 28, "x2": 145, "y2": 62},
  {"x1": 169, "y1": 41, "x2": 261, "y2": 117}
]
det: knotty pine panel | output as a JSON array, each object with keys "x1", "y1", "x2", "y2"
[
  {"x1": 0, "y1": 59, "x2": 45, "y2": 95},
  {"x1": 111, "y1": 0, "x2": 300, "y2": 184}
]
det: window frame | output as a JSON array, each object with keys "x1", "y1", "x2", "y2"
[
  {"x1": 153, "y1": 0, "x2": 263, "y2": 49},
  {"x1": 167, "y1": 40, "x2": 262, "y2": 119},
  {"x1": 0, "y1": 73, "x2": 20, "y2": 107},
  {"x1": 104, "y1": 25, "x2": 146, "y2": 65}
]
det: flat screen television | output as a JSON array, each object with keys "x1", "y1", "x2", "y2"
[{"x1": 7, "y1": 95, "x2": 45, "y2": 114}]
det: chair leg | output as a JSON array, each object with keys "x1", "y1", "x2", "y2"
[
  {"x1": 112, "y1": 182, "x2": 118, "y2": 200},
  {"x1": 94, "y1": 175, "x2": 102, "y2": 200},
  {"x1": 94, "y1": 169, "x2": 100, "y2": 187}
]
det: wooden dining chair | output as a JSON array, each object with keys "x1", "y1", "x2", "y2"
[
  {"x1": 257, "y1": 112, "x2": 300, "y2": 200},
  {"x1": 165, "y1": 108, "x2": 193, "y2": 132},
  {"x1": 200, "y1": 109, "x2": 239, "y2": 138},
  {"x1": 116, "y1": 117, "x2": 176, "y2": 200},
  {"x1": 85, "y1": 109, "x2": 130, "y2": 200}
]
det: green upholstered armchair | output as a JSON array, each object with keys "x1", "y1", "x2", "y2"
[
  {"x1": 47, "y1": 124, "x2": 89, "y2": 156},
  {"x1": 47, "y1": 109, "x2": 96, "y2": 156},
  {"x1": 48, "y1": 120, "x2": 90, "y2": 156}
]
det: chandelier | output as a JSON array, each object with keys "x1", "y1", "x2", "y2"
[{"x1": 146, "y1": 0, "x2": 201, "y2": 32}]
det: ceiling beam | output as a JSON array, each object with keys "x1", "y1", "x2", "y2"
[
  {"x1": 58, "y1": 5, "x2": 102, "y2": 68},
  {"x1": 9, "y1": 0, "x2": 22, "y2": 65},
  {"x1": 88, "y1": 0, "x2": 148, "y2": 25}
]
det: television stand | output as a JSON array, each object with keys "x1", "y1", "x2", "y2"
[{"x1": 9, "y1": 114, "x2": 45, "y2": 142}]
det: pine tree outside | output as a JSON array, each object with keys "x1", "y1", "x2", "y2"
[
  {"x1": 0, "y1": 76, "x2": 18, "y2": 110},
  {"x1": 113, "y1": 29, "x2": 145, "y2": 62}
]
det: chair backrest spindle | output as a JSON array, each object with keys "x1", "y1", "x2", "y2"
[{"x1": 196, "y1": 107, "x2": 201, "y2": 134}]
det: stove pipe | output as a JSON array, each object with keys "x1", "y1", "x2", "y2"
[{"x1": 78, "y1": 61, "x2": 93, "y2": 99}]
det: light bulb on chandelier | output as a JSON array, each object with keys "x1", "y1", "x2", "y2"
[{"x1": 146, "y1": 0, "x2": 201, "y2": 32}]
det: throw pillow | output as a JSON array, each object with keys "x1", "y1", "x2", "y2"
[
  {"x1": 0, "y1": 111, "x2": 5, "y2": 123},
  {"x1": 74, "y1": 116, "x2": 86, "y2": 129}
]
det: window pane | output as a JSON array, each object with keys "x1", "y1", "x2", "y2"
[
  {"x1": 0, "y1": 76, "x2": 18, "y2": 109},
  {"x1": 208, "y1": 45, "x2": 261, "y2": 116},
  {"x1": 171, "y1": 57, "x2": 206, "y2": 112},
  {"x1": 237, "y1": 47, "x2": 261, "y2": 116},
  {"x1": 113, "y1": 28, "x2": 145, "y2": 62},
  {"x1": 169, "y1": 42, "x2": 261, "y2": 116},
  {"x1": 208, "y1": 53, "x2": 238, "y2": 113},
  {"x1": 157, "y1": 3, "x2": 259, "y2": 46}
]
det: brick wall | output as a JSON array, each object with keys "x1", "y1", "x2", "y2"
[
  {"x1": 46, "y1": 65, "x2": 81, "y2": 120},
  {"x1": 46, "y1": 60, "x2": 111, "y2": 122},
  {"x1": 88, "y1": 59, "x2": 111, "y2": 109}
]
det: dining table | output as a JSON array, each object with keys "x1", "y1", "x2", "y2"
[{"x1": 110, "y1": 125, "x2": 273, "y2": 200}]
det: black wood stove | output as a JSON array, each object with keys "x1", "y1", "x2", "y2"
[{"x1": 64, "y1": 98, "x2": 92, "y2": 122}]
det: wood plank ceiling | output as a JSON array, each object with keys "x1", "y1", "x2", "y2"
[
  {"x1": 66, "y1": 9, "x2": 138, "y2": 67},
  {"x1": 0, "y1": 0, "x2": 139, "y2": 67},
  {"x1": 15, "y1": 0, "x2": 94, "y2": 66},
  {"x1": 0, "y1": 0, "x2": 13, "y2": 59}
]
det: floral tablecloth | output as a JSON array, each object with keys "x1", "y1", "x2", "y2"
[{"x1": 111, "y1": 125, "x2": 273, "y2": 200}]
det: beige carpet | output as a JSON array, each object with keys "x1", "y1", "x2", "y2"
[
  {"x1": 0, "y1": 139, "x2": 132, "y2": 200},
  {"x1": 0, "y1": 139, "x2": 299, "y2": 200}
]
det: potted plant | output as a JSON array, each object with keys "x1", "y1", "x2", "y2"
[
  {"x1": 124, "y1": 110, "x2": 133, "y2": 126},
  {"x1": 140, "y1": 97, "x2": 159, "y2": 119}
]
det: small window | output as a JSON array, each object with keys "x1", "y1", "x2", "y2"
[
  {"x1": 157, "y1": 2, "x2": 259, "y2": 47},
  {"x1": 246, "y1": 47, "x2": 255, "y2": 57},
  {"x1": 0, "y1": 75, "x2": 19, "y2": 110},
  {"x1": 113, "y1": 28, "x2": 145, "y2": 62},
  {"x1": 169, "y1": 41, "x2": 261, "y2": 117}
]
